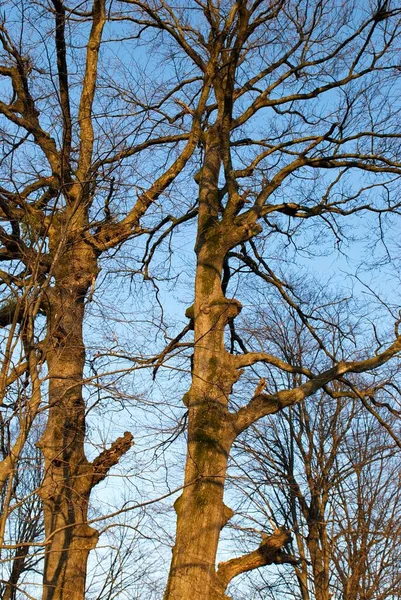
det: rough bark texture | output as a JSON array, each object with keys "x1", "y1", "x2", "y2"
[
  {"x1": 38, "y1": 216, "x2": 134, "y2": 599},
  {"x1": 164, "y1": 129, "x2": 240, "y2": 600},
  {"x1": 217, "y1": 528, "x2": 298, "y2": 589},
  {"x1": 38, "y1": 227, "x2": 99, "y2": 600}
]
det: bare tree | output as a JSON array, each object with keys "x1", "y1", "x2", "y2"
[
  {"x1": 0, "y1": 441, "x2": 44, "y2": 600},
  {"x1": 331, "y1": 413, "x2": 401, "y2": 600},
  {"x1": 234, "y1": 384, "x2": 401, "y2": 600},
  {"x1": 1, "y1": 1, "x2": 401, "y2": 599},
  {"x1": 115, "y1": 3, "x2": 401, "y2": 599},
  {"x1": 0, "y1": 0, "x2": 204, "y2": 596}
]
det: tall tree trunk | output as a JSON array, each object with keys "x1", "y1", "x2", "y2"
[
  {"x1": 38, "y1": 234, "x2": 99, "y2": 600},
  {"x1": 164, "y1": 117, "x2": 297, "y2": 597},
  {"x1": 164, "y1": 131, "x2": 241, "y2": 599},
  {"x1": 164, "y1": 408, "x2": 235, "y2": 600},
  {"x1": 163, "y1": 247, "x2": 241, "y2": 599}
]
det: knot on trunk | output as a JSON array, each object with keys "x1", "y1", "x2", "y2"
[{"x1": 200, "y1": 297, "x2": 242, "y2": 322}]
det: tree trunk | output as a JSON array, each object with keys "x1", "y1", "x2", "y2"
[
  {"x1": 164, "y1": 409, "x2": 235, "y2": 600},
  {"x1": 38, "y1": 235, "x2": 99, "y2": 600},
  {"x1": 163, "y1": 264, "x2": 240, "y2": 598},
  {"x1": 307, "y1": 520, "x2": 330, "y2": 600},
  {"x1": 164, "y1": 131, "x2": 241, "y2": 599}
]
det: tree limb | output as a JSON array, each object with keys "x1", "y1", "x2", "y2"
[
  {"x1": 91, "y1": 431, "x2": 134, "y2": 487},
  {"x1": 217, "y1": 527, "x2": 299, "y2": 589},
  {"x1": 234, "y1": 334, "x2": 401, "y2": 433}
]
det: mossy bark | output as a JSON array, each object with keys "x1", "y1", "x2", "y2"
[
  {"x1": 164, "y1": 407, "x2": 235, "y2": 600},
  {"x1": 164, "y1": 130, "x2": 241, "y2": 600},
  {"x1": 163, "y1": 235, "x2": 241, "y2": 598}
]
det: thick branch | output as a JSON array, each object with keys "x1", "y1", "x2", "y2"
[
  {"x1": 76, "y1": 0, "x2": 106, "y2": 182},
  {"x1": 235, "y1": 334, "x2": 401, "y2": 433},
  {"x1": 234, "y1": 352, "x2": 313, "y2": 378},
  {"x1": 91, "y1": 431, "x2": 134, "y2": 487},
  {"x1": 217, "y1": 527, "x2": 299, "y2": 589},
  {"x1": 52, "y1": 0, "x2": 72, "y2": 178}
]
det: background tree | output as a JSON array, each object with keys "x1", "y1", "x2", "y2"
[
  {"x1": 229, "y1": 295, "x2": 401, "y2": 600},
  {"x1": 0, "y1": 438, "x2": 44, "y2": 600},
  {"x1": 229, "y1": 398, "x2": 401, "y2": 600}
]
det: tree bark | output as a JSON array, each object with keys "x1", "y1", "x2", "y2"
[
  {"x1": 38, "y1": 231, "x2": 99, "y2": 600},
  {"x1": 163, "y1": 411, "x2": 235, "y2": 600},
  {"x1": 163, "y1": 251, "x2": 240, "y2": 598},
  {"x1": 37, "y1": 223, "x2": 133, "y2": 600},
  {"x1": 164, "y1": 130, "x2": 241, "y2": 600},
  {"x1": 38, "y1": 249, "x2": 134, "y2": 600}
]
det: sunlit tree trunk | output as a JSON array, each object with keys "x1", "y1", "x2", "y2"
[
  {"x1": 38, "y1": 221, "x2": 99, "y2": 599},
  {"x1": 164, "y1": 129, "x2": 240, "y2": 600},
  {"x1": 38, "y1": 213, "x2": 133, "y2": 599}
]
